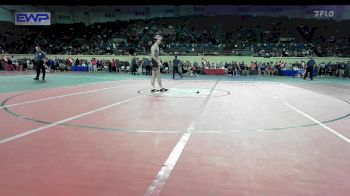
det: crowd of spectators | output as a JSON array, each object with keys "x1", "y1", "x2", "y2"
[
  {"x1": 2, "y1": 53, "x2": 350, "y2": 79},
  {"x1": 1, "y1": 15, "x2": 350, "y2": 57},
  {"x1": 1, "y1": 14, "x2": 350, "y2": 78}
]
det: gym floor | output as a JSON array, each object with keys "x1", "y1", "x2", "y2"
[{"x1": 0, "y1": 71, "x2": 349, "y2": 196}]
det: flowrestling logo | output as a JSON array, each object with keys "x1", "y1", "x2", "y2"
[
  {"x1": 15, "y1": 12, "x2": 51, "y2": 25},
  {"x1": 314, "y1": 10, "x2": 335, "y2": 18}
]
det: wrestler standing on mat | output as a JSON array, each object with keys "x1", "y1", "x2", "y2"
[{"x1": 150, "y1": 35, "x2": 168, "y2": 92}]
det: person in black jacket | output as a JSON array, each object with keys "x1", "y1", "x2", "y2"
[
  {"x1": 172, "y1": 56, "x2": 182, "y2": 79},
  {"x1": 33, "y1": 46, "x2": 47, "y2": 80},
  {"x1": 131, "y1": 54, "x2": 138, "y2": 75},
  {"x1": 304, "y1": 56, "x2": 316, "y2": 80}
]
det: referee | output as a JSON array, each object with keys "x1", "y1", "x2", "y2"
[
  {"x1": 172, "y1": 56, "x2": 182, "y2": 79},
  {"x1": 33, "y1": 46, "x2": 47, "y2": 80},
  {"x1": 303, "y1": 56, "x2": 316, "y2": 80}
]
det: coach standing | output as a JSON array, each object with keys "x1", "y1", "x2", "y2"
[
  {"x1": 303, "y1": 56, "x2": 316, "y2": 80},
  {"x1": 33, "y1": 46, "x2": 47, "y2": 80}
]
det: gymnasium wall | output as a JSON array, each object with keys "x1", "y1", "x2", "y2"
[{"x1": 0, "y1": 6, "x2": 12, "y2": 22}]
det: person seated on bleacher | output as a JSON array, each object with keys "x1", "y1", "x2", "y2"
[
  {"x1": 27, "y1": 59, "x2": 33, "y2": 70},
  {"x1": 1, "y1": 54, "x2": 7, "y2": 70},
  {"x1": 47, "y1": 59, "x2": 55, "y2": 71},
  {"x1": 181, "y1": 61, "x2": 189, "y2": 74},
  {"x1": 53, "y1": 59, "x2": 60, "y2": 71},
  {"x1": 74, "y1": 58, "x2": 80, "y2": 66},
  {"x1": 59, "y1": 61, "x2": 68, "y2": 72},
  {"x1": 249, "y1": 61, "x2": 257, "y2": 75},
  {"x1": 161, "y1": 60, "x2": 169, "y2": 74},
  {"x1": 81, "y1": 60, "x2": 87, "y2": 67},
  {"x1": 96, "y1": 60, "x2": 103, "y2": 71},
  {"x1": 260, "y1": 62, "x2": 266, "y2": 76},
  {"x1": 66, "y1": 57, "x2": 73, "y2": 68},
  {"x1": 2, "y1": 53, "x2": 15, "y2": 71}
]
